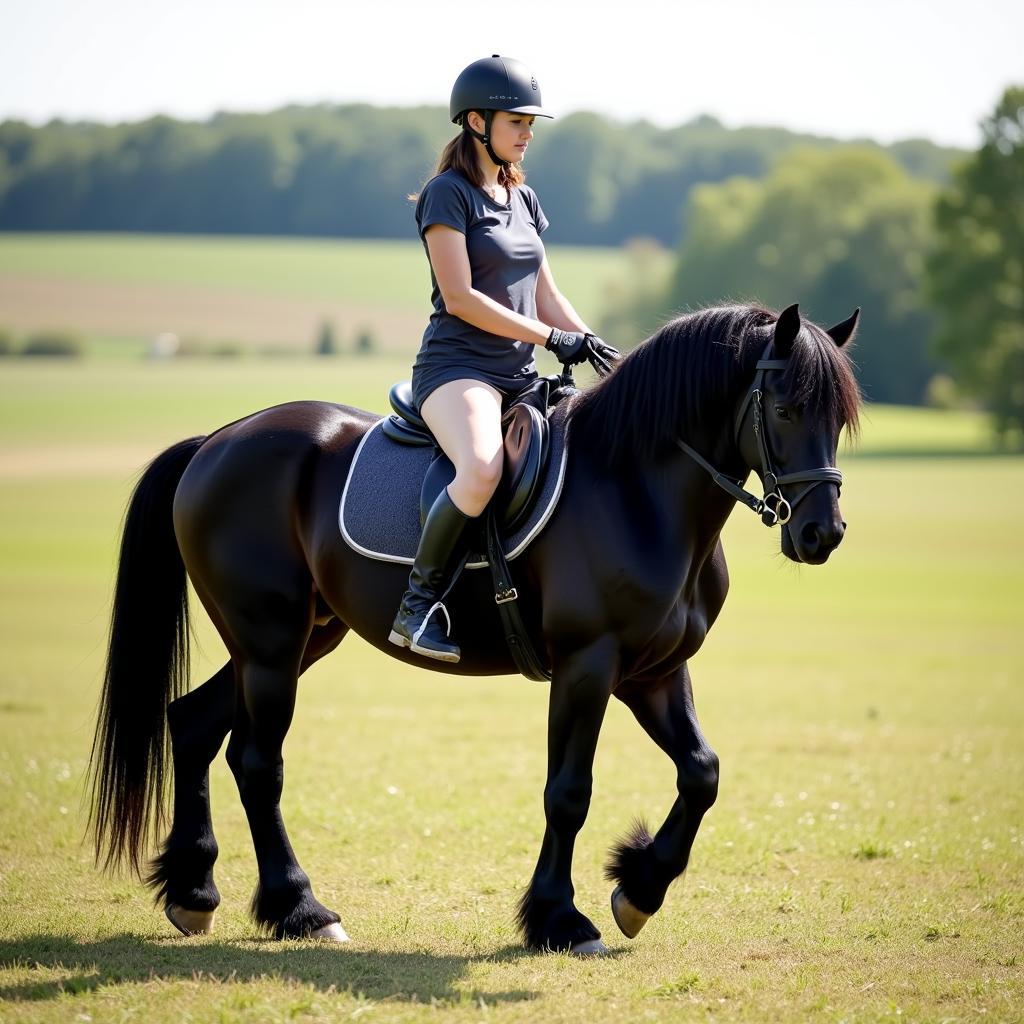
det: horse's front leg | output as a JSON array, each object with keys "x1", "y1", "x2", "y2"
[
  {"x1": 220, "y1": 590, "x2": 347, "y2": 943},
  {"x1": 517, "y1": 637, "x2": 618, "y2": 954},
  {"x1": 607, "y1": 663, "x2": 719, "y2": 938}
]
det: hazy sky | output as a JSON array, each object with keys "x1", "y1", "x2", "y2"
[{"x1": 3, "y1": 0, "x2": 1021, "y2": 148}]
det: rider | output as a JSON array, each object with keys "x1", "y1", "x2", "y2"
[{"x1": 388, "y1": 54, "x2": 619, "y2": 664}]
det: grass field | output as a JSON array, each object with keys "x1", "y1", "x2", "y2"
[
  {"x1": 0, "y1": 350, "x2": 1021, "y2": 1024},
  {"x1": 0, "y1": 233, "x2": 665, "y2": 357}
]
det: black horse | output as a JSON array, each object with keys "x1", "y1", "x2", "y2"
[{"x1": 89, "y1": 301, "x2": 860, "y2": 953}]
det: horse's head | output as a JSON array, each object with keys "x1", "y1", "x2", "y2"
[{"x1": 737, "y1": 303, "x2": 861, "y2": 565}]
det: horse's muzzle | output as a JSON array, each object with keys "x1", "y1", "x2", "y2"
[{"x1": 784, "y1": 516, "x2": 846, "y2": 564}]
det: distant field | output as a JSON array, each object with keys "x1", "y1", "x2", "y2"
[
  {"x1": 0, "y1": 233, "x2": 665, "y2": 356},
  {"x1": 0, "y1": 354, "x2": 1021, "y2": 1022},
  {"x1": 0, "y1": 358, "x2": 1003, "y2": 469},
  {"x1": 852, "y1": 402, "x2": 1000, "y2": 456}
]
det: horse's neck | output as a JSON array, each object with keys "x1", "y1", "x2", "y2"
[
  {"x1": 578, "y1": 442, "x2": 744, "y2": 577},
  {"x1": 654, "y1": 451, "x2": 741, "y2": 564}
]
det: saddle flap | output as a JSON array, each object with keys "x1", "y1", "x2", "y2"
[
  {"x1": 384, "y1": 378, "x2": 557, "y2": 534},
  {"x1": 500, "y1": 402, "x2": 550, "y2": 532},
  {"x1": 511, "y1": 376, "x2": 551, "y2": 416}
]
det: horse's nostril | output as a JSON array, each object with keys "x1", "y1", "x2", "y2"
[{"x1": 801, "y1": 522, "x2": 820, "y2": 547}]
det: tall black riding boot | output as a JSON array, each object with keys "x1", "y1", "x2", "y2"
[{"x1": 388, "y1": 486, "x2": 474, "y2": 663}]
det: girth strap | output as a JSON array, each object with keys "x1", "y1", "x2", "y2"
[{"x1": 484, "y1": 507, "x2": 551, "y2": 682}]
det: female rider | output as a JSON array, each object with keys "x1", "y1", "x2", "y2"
[{"x1": 388, "y1": 54, "x2": 619, "y2": 664}]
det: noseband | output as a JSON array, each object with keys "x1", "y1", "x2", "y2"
[{"x1": 674, "y1": 342, "x2": 844, "y2": 527}]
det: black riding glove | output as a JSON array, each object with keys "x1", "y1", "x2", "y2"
[
  {"x1": 545, "y1": 328, "x2": 590, "y2": 366},
  {"x1": 546, "y1": 329, "x2": 622, "y2": 374},
  {"x1": 583, "y1": 334, "x2": 622, "y2": 375}
]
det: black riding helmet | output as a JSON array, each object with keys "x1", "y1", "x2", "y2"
[{"x1": 450, "y1": 55, "x2": 554, "y2": 169}]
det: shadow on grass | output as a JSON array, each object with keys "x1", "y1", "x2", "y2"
[{"x1": 0, "y1": 934, "x2": 623, "y2": 1005}]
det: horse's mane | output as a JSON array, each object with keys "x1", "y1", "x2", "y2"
[{"x1": 568, "y1": 303, "x2": 861, "y2": 469}]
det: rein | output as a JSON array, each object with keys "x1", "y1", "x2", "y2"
[{"x1": 673, "y1": 343, "x2": 843, "y2": 528}]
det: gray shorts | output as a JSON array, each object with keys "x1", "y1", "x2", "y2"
[{"x1": 411, "y1": 364, "x2": 540, "y2": 413}]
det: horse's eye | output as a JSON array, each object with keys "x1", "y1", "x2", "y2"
[{"x1": 774, "y1": 405, "x2": 792, "y2": 422}]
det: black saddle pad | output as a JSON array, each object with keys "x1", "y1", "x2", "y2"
[{"x1": 339, "y1": 402, "x2": 570, "y2": 568}]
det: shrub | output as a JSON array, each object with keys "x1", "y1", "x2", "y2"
[
  {"x1": 21, "y1": 331, "x2": 82, "y2": 358},
  {"x1": 208, "y1": 340, "x2": 244, "y2": 358},
  {"x1": 316, "y1": 320, "x2": 339, "y2": 356},
  {"x1": 354, "y1": 327, "x2": 376, "y2": 355},
  {"x1": 0, "y1": 330, "x2": 14, "y2": 356}
]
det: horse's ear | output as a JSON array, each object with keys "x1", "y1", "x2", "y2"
[
  {"x1": 826, "y1": 307, "x2": 860, "y2": 348},
  {"x1": 773, "y1": 303, "x2": 801, "y2": 357}
]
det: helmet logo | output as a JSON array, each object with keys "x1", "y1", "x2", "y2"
[{"x1": 531, "y1": 77, "x2": 538, "y2": 91}]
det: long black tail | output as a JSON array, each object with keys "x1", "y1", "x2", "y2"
[{"x1": 88, "y1": 435, "x2": 206, "y2": 875}]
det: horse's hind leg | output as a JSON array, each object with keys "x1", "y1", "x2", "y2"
[
  {"x1": 149, "y1": 663, "x2": 234, "y2": 934},
  {"x1": 150, "y1": 620, "x2": 349, "y2": 936},
  {"x1": 607, "y1": 664, "x2": 719, "y2": 938}
]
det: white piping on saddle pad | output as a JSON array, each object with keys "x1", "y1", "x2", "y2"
[{"x1": 338, "y1": 416, "x2": 570, "y2": 569}]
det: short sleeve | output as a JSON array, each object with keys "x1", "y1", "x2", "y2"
[
  {"x1": 524, "y1": 186, "x2": 550, "y2": 235},
  {"x1": 415, "y1": 174, "x2": 471, "y2": 241}
]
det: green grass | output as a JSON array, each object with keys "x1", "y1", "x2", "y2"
[
  {"x1": 0, "y1": 232, "x2": 656, "y2": 341},
  {"x1": 854, "y1": 403, "x2": 1002, "y2": 456},
  {"x1": 0, "y1": 359, "x2": 1021, "y2": 1022},
  {"x1": 0, "y1": 357, "x2": 1003, "y2": 456},
  {"x1": 0, "y1": 357, "x2": 411, "y2": 447}
]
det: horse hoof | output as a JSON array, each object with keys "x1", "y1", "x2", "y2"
[
  {"x1": 165, "y1": 904, "x2": 215, "y2": 936},
  {"x1": 610, "y1": 885, "x2": 651, "y2": 939},
  {"x1": 570, "y1": 938, "x2": 609, "y2": 956},
  {"x1": 310, "y1": 922, "x2": 350, "y2": 943}
]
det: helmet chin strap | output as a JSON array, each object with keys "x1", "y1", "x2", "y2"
[{"x1": 463, "y1": 110, "x2": 510, "y2": 169}]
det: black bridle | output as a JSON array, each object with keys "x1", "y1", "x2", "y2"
[
  {"x1": 672, "y1": 342, "x2": 844, "y2": 528},
  {"x1": 577, "y1": 339, "x2": 843, "y2": 527}
]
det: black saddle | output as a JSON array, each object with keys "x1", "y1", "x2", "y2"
[{"x1": 381, "y1": 374, "x2": 570, "y2": 534}]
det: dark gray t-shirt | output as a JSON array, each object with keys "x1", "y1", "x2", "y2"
[{"x1": 411, "y1": 168, "x2": 550, "y2": 396}]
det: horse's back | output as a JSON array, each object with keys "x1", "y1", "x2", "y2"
[{"x1": 170, "y1": 398, "x2": 531, "y2": 677}]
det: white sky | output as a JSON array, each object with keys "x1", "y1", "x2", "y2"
[{"x1": 2, "y1": 0, "x2": 1021, "y2": 148}]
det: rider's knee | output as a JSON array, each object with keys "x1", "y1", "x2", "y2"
[{"x1": 457, "y1": 455, "x2": 502, "y2": 505}]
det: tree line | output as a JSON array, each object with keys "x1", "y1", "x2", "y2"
[
  {"x1": 596, "y1": 87, "x2": 1023, "y2": 436},
  {"x1": 600, "y1": 144, "x2": 941, "y2": 406},
  {"x1": 0, "y1": 105, "x2": 959, "y2": 246}
]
